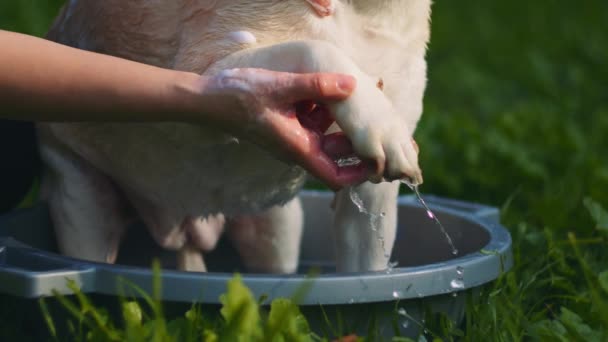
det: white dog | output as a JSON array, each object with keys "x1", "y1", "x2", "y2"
[{"x1": 39, "y1": 0, "x2": 431, "y2": 273}]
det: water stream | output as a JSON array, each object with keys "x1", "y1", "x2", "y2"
[{"x1": 401, "y1": 180, "x2": 459, "y2": 256}]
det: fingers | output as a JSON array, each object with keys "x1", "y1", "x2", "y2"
[
  {"x1": 297, "y1": 103, "x2": 335, "y2": 133},
  {"x1": 322, "y1": 132, "x2": 353, "y2": 158},
  {"x1": 279, "y1": 73, "x2": 357, "y2": 104},
  {"x1": 296, "y1": 131, "x2": 370, "y2": 190},
  {"x1": 299, "y1": 151, "x2": 370, "y2": 191}
]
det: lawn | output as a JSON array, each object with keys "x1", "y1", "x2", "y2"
[{"x1": 1, "y1": 0, "x2": 608, "y2": 340}]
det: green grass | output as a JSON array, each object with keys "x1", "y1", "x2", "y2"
[{"x1": 2, "y1": 0, "x2": 608, "y2": 340}]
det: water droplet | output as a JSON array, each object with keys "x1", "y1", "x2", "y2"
[
  {"x1": 417, "y1": 292, "x2": 423, "y2": 298},
  {"x1": 392, "y1": 290, "x2": 403, "y2": 299},
  {"x1": 426, "y1": 210, "x2": 434, "y2": 219},
  {"x1": 402, "y1": 320, "x2": 410, "y2": 329},
  {"x1": 380, "y1": 212, "x2": 386, "y2": 217},
  {"x1": 456, "y1": 266, "x2": 464, "y2": 276},
  {"x1": 452, "y1": 292, "x2": 458, "y2": 297},
  {"x1": 386, "y1": 260, "x2": 398, "y2": 273},
  {"x1": 348, "y1": 298, "x2": 355, "y2": 304},
  {"x1": 452, "y1": 249, "x2": 459, "y2": 255},
  {"x1": 450, "y1": 279, "x2": 465, "y2": 290},
  {"x1": 397, "y1": 308, "x2": 407, "y2": 316},
  {"x1": 349, "y1": 188, "x2": 367, "y2": 214}
]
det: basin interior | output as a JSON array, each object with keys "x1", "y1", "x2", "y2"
[{"x1": 0, "y1": 194, "x2": 491, "y2": 273}]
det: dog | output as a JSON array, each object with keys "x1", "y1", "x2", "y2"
[{"x1": 39, "y1": 0, "x2": 431, "y2": 273}]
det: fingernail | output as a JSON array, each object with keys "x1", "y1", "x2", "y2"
[{"x1": 338, "y1": 76, "x2": 356, "y2": 94}]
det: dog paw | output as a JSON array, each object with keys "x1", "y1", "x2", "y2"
[{"x1": 331, "y1": 76, "x2": 423, "y2": 185}]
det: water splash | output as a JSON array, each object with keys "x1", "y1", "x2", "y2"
[
  {"x1": 349, "y1": 187, "x2": 390, "y2": 261},
  {"x1": 396, "y1": 308, "x2": 411, "y2": 329},
  {"x1": 450, "y1": 266, "x2": 466, "y2": 291},
  {"x1": 450, "y1": 279, "x2": 465, "y2": 290},
  {"x1": 346, "y1": 173, "x2": 459, "y2": 272},
  {"x1": 401, "y1": 180, "x2": 459, "y2": 256},
  {"x1": 336, "y1": 156, "x2": 363, "y2": 167}
]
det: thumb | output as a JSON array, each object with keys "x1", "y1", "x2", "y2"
[{"x1": 278, "y1": 73, "x2": 357, "y2": 104}]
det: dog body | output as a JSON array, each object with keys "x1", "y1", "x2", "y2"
[{"x1": 40, "y1": 0, "x2": 431, "y2": 273}]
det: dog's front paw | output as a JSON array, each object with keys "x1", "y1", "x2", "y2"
[{"x1": 331, "y1": 77, "x2": 423, "y2": 185}]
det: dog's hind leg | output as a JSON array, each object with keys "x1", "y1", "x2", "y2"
[
  {"x1": 39, "y1": 126, "x2": 132, "y2": 263},
  {"x1": 227, "y1": 197, "x2": 303, "y2": 274},
  {"x1": 332, "y1": 181, "x2": 400, "y2": 272}
]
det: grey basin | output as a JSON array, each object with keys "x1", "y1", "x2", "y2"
[{"x1": 0, "y1": 190, "x2": 513, "y2": 338}]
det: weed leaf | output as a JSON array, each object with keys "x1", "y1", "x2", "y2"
[
  {"x1": 267, "y1": 298, "x2": 312, "y2": 341},
  {"x1": 123, "y1": 301, "x2": 143, "y2": 326},
  {"x1": 559, "y1": 307, "x2": 602, "y2": 341},
  {"x1": 599, "y1": 271, "x2": 608, "y2": 294},
  {"x1": 583, "y1": 197, "x2": 608, "y2": 232},
  {"x1": 219, "y1": 274, "x2": 262, "y2": 341}
]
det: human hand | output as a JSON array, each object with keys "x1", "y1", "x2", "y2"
[{"x1": 198, "y1": 68, "x2": 371, "y2": 190}]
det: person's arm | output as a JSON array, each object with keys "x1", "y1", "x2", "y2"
[
  {"x1": 0, "y1": 30, "x2": 367, "y2": 188},
  {"x1": 0, "y1": 30, "x2": 202, "y2": 121}
]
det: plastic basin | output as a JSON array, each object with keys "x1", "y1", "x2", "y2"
[{"x1": 0, "y1": 190, "x2": 513, "y2": 337}]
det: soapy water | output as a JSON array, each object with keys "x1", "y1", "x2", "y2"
[{"x1": 226, "y1": 31, "x2": 257, "y2": 44}]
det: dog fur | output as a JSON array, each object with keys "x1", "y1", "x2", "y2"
[{"x1": 40, "y1": 0, "x2": 432, "y2": 273}]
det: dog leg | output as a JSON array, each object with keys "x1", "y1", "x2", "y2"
[
  {"x1": 176, "y1": 213, "x2": 226, "y2": 272},
  {"x1": 332, "y1": 181, "x2": 400, "y2": 272},
  {"x1": 227, "y1": 197, "x2": 303, "y2": 274},
  {"x1": 177, "y1": 243, "x2": 207, "y2": 272},
  {"x1": 206, "y1": 40, "x2": 422, "y2": 184},
  {"x1": 39, "y1": 129, "x2": 131, "y2": 263}
]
